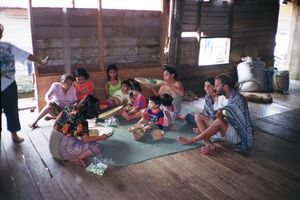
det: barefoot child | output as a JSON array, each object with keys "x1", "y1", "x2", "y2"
[
  {"x1": 121, "y1": 81, "x2": 146, "y2": 121},
  {"x1": 138, "y1": 95, "x2": 164, "y2": 131},
  {"x1": 161, "y1": 93, "x2": 176, "y2": 130},
  {"x1": 110, "y1": 80, "x2": 132, "y2": 106}
]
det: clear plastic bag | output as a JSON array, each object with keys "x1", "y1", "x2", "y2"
[
  {"x1": 86, "y1": 155, "x2": 112, "y2": 176},
  {"x1": 104, "y1": 116, "x2": 119, "y2": 126}
]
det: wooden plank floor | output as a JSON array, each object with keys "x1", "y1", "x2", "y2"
[{"x1": 1, "y1": 81, "x2": 300, "y2": 200}]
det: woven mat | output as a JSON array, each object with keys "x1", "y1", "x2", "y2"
[{"x1": 99, "y1": 104, "x2": 203, "y2": 166}]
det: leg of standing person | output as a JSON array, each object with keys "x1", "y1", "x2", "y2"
[{"x1": 1, "y1": 81, "x2": 24, "y2": 143}]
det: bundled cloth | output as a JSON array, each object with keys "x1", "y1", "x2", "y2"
[{"x1": 222, "y1": 90, "x2": 254, "y2": 151}]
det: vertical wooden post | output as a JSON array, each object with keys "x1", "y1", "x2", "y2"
[
  {"x1": 98, "y1": 0, "x2": 105, "y2": 71},
  {"x1": 28, "y1": 0, "x2": 40, "y2": 111},
  {"x1": 62, "y1": 6, "x2": 71, "y2": 74},
  {"x1": 28, "y1": 0, "x2": 37, "y2": 75},
  {"x1": 168, "y1": 0, "x2": 184, "y2": 77},
  {"x1": 287, "y1": 1, "x2": 300, "y2": 79},
  {"x1": 160, "y1": 0, "x2": 169, "y2": 68}
]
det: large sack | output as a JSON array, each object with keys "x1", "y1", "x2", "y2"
[{"x1": 237, "y1": 57, "x2": 266, "y2": 92}]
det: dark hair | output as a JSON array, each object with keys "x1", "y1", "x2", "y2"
[
  {"x1": 79, "y1": 95, "x2": 99, "y2": 119},
  {"x1": 60, "y1": 74, "x2": 74, "y2": 83},
  {"x1": 203, "y1": 77, "x2": 215, "y2": 87},
  {"x1": 106, "y1": 64, "x2": 118, "y2": 81},
  {"x1": 126, "y1": 78, "x2": 135, "y2": 89},
  {"x1": 131, "y1": 81, "x2": 142, "y2": 92},
  {"x1": 161, "y1": 93, "x2": 173, "y2": 106},
  {"x1": 121, "y1": 80, "x2": 131, "y2": 88},
  {"x1": 164, "y1": 66, "x2": 177, "y2": 79},
  {"x1": 149, "y1": 95, "x2": 162, "y2": 106},
  {"x1": 0, "y1": 24, "x2": 3, "y2": 37},
  {"x1": 73, "y1": 67, "x2": 89, "y2": 80},
  {"x1": 215, "y1": 73, "x2": 234, "y2": 88}
]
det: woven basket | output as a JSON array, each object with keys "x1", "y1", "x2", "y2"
[
  {"x1": 151, "y1": 129, "x2": 165, "y2": 141},
  {"x1": 135, "y1": 77, "x2": 164, "y2": 89},
  {"x1": 129, "y1": 124, "x2": 145, "y2": 140}
]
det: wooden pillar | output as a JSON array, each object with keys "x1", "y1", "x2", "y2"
[
  {"x1": 62, "y1": 6, "x2": 71, "y2": 74},
  {"x1": 28, "y1": 0, "x2": 37, "y2": 74},
  {"x1": 287, "y1": 1, "x2": 300, "y2": 80},
  {"x1": 160, "y1": 0, "x2": 169, "y2": 68},
  {"x1": 167, "y1": 0, "x2": 184, "y2": 76},
  {"x1": 98, "y1": 0, "x2": 105, "y2": 71}
]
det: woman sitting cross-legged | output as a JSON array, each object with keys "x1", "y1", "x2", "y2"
[{"x1": 49, "y1": 95, "x2": 110, "y2": 166}]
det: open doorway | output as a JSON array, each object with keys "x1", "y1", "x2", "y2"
[
  {"x1": 0, "y1": 7, "x2": 34, "y2": 98},
  {"x1": 274, "y1": 2, "x2": 293, "y2": 70}
]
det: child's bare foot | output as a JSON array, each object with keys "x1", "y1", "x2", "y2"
[
  {"x1": 176, "y1": 113, "x2": 186, "y2": 120},
  {"x1": 192, "y1": 128, "x2": 200, "y2": 134},
  {"x1": 177, "y1": 136, "x2": 194, "y2": 144},
  {"x1": 200, "y1": 142, "x2": 215, "y2": 154}
]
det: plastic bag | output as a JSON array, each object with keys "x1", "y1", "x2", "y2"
[
  {"x1": 86, "y1": 155, "x2": 111, "y2": 176},
  {"x1": 104, "y1": 116, "x2": 119, "y2": 126}
]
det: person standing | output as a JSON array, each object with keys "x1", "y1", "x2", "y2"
[{"x1": 1, "y1": 24, "x2": 47, "y2": 143}]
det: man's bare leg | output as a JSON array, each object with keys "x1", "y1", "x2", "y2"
[{"x1": 177, "y1": 118, "x2": 228, "y2": 144}]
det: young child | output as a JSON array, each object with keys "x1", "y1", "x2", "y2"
[
  {"x1": 104, "y1": 64, "x2": 121, "y2": 106},
  {"x1": 110, "y1": 80, "x2": 132, "y2": 106},
  {"x1": 73, "y1": 67, "x2": 95, "y2": 101},
  {"x1": 161, "y1": 93, "x2": 176, "y2": 130},
  {"x1": 136, "y1": 95, "x2": 164, "y2": 132},
  {"x1": 121, "y1": 81, "x2": 147, "y2": 120}
]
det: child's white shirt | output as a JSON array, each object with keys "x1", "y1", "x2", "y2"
[{"x1": 113, "y1": 89, "x2": 131, "y2": 104}]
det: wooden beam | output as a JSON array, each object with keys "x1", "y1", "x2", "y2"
[
  {"x1": 160, "y1": 0, "x2": 169, "y2": 68},
  {"x1": 28, "y1": 0, "x2": 37, "y2": 75},
  {"x1": 98, "y1": 0, "x2": 105, "y2": 71},
  {"x1": 62, "y1": 7, "x2": 71, "y2": 74},
  {"x1": 168, "y1": 0, "x2": 184, "y2": 77},
  {"x1": 287, "y1": 0, "x2": 300, "y2": 79}
]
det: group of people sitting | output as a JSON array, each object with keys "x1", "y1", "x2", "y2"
[
  {"x1": 27, "y1": 64, "x2": 253, "y2": 166},
  {"x1": 1, "y1": 22, "x2": 253, "y2": 168}
]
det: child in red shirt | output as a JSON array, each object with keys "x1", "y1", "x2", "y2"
[
  {"x1": 121, "y1": 81, "x2": 146, "y2": 120},
  {"x1": 73, "y1": 68, "x2": 95, "y2": 101},
  {"x1": 137, "y1": 95, "x2": 164, "y2": 131}
]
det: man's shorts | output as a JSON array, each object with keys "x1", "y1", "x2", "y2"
[{"x1": 209, "y1": 118, "x2": 241, "y2": 145}]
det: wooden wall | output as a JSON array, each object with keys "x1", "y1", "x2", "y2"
[
  {"x1": 30, "y1": 7, "x2": 162, "y2": 111},
  {"x1": 178, "y1": 0, "x2": 279, "y2": 95},
  {"x1": 230, "y1": 0, "x2": 279, "y2": 67},
  {"x1": 30, "y1": 0, "x2": 280, "y2": 109},
  {"x1": 103, "y1": 10, "x2": 161, "y2": 68}
]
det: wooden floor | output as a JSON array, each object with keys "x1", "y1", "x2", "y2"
[{"x1": 1, "y1": 81, "x2": 300, "y2": 200}]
